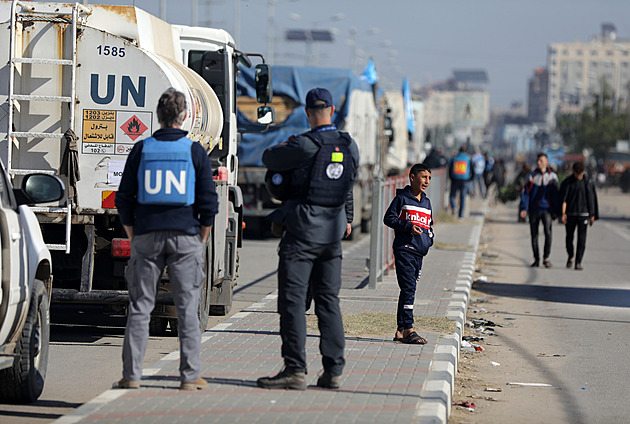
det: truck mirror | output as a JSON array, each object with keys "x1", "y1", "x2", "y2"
[
  {"x1": 255, "y1": 64, "x2": 273, "y2": 104},
  {"x1": 257, "y1": 105, "x2": 275, "y2": 125},
  {"x1": 21, "y1": 174, "x2": 65, "y2": 204}
]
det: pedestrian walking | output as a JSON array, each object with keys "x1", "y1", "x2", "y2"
[
  {"x1": 448, "y1": 146, "x2": 472, "y2": 218},
  {"x1": 559, "y1": 161, "x2": 599, "y2": 270},
  {"x1": 115, "y1": 88, "x2": 218, "y2": 390},
  {"x1": 257, "y1": 88, "x2": 359, "y2": 391},
  {"x1": 383, "y1": 163, "x2": 434, "y2": 345},
  {"x1": 519, "y1": 153, "x2": 560, "y2": 268},
  {"x1": 471, "y1": 149, "x2": 486, "y2": 197}
]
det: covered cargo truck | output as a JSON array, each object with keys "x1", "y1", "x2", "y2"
[{"x1": 236, "y1": 65, "x2": 379, "y2": 235}]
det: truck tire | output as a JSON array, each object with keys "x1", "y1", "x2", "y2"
[
  {"x1": 149, "y1": 316, "x2": 169, "y2": 337},
  {"x1": 0, "y1": 279, "x2": 49, "y2": 404}
]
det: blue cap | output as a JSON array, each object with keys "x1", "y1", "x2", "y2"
[{"x1": 305, "y1": 87, "x2": 333, "y2": 109}]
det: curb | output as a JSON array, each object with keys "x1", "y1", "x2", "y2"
[{"x1": 415, "y1": 213, "x2": 485, "y2": 424}]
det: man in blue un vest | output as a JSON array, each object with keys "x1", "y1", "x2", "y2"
[{"x1": 115, "y1": 88, "x2": 218, "y2": 390}]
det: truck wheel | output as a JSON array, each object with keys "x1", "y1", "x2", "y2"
[
  {"x1": 0, "y1": 279, "x2": 49, "y2": 404},
  {"x1": 149, "y1": 316, "x2": 168, "y2": 337}
]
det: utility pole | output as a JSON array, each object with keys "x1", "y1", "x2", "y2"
[{"x1": 268, "y1": 0, "x2": 276, "y2": 64}]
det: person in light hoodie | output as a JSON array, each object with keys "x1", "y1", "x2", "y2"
[{"x1": 384, "y1": 163, "x2": 434, "y2": 345}]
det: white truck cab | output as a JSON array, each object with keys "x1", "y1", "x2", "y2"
[{"x1": 0, "y1": 163, "x2": 64, "y2": 403}]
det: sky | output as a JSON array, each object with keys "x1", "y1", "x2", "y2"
[{"x1": 79, "y1": 0, "x2": 630, "y2": 110}]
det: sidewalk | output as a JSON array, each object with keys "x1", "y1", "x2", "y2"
[{"x1": 53, "y1": 199, "x2": 486, "y2": 424}]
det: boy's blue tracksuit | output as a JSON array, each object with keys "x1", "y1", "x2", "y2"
[{"x1": 383, "y1": 186, "x2": 434, "y2": 331}]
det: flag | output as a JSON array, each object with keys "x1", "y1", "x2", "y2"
[
  {"x1": 360, "y1": 59, "x2": 378, "y2": 85},
  {"x1": 403, "y1": 77, "x2": 415, "y2": 134}
]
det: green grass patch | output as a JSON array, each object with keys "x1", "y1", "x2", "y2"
[
  {"x1": 433, "y1": 241, "x2": 474, "y2": 250},
  {"x1": 307, "y1": 312, "x2": 456, "y2": 337},
  {"x1": 434, "y1": 210, "x2": 458, "y2": 224}
]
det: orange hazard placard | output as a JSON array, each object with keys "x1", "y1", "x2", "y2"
[{"x1": 102, "y1": 191, "x2": 116, "y2": 209}]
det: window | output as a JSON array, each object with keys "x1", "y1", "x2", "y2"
[
  {"x1": 591, "y1": 50, "x2": 598, "y2": 56},
  {"x1": 577, "y1": 49, "x2": 583, "y2": 56},
  {"x1": 607, "y1": 50, "x2": 614, "y2": 56}
]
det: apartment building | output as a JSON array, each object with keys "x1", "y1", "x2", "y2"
[{"x1": 547, "y1": 23, "x2": 630, "y2": 124}]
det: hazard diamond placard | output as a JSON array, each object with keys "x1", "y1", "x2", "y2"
[
  {"x1": 115, "y1": 111, "x2": 152, "y2": 152},
  {"x1": 120, "y1": 115, "x2": 148, "y2": 141}
]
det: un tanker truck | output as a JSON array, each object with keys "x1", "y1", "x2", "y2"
[
  {"x1": 236, "y1": 65, "x2": 379, "y2": 237},
  {"x1": 0, "y1": 1, "x2": 273, "y2": 334}
]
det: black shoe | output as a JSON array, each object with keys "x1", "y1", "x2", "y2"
[
  {"x1": 543, "y1": 259, "x2": 552, "y2": 268},
  {"x1": 566, "y1": 258, "x2": 574, "y2": 268},
  {"x1": 257, "y1": 368, "x2": 306, "y2": 390},
  {"x1": 530, "y1": 260, "x2": 539, "y2": 267},
  {"x1": 316, "y1": 372, "x2": 341, "y2": 389},
  {"x1": 575, "y1": 263, "x2": 583, "y2": 270}
]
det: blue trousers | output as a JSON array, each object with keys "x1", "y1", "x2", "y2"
[
  {"x1": 449, "y1": 179, "x2": 468, "y2": 218},
  {"x1": 394, "y1": 249, "x2": 423, "y2": 331}
]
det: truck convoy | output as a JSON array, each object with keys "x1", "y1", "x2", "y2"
[
  {"x1": 236, "y1": 65, "x2": 379, "y2": 235},
  {"x1": 0, "y1": 1, "x2": 271, "y2": 334}
]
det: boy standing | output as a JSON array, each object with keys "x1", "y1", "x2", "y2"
[{"x1": 384, "y1": 164, "x2": 434, "y2": 344}]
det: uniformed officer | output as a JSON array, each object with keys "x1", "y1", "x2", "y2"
[
  {"x1": 257, "y1": 88, "x2": 359, "y2": 390},
  {"x1": 115, "y1": 88, "x2": 218, "y2": 390}
]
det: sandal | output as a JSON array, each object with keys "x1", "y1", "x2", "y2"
[
  {"x1": 393, "y1": 331, "x2": 428, "y2": 345},
  {"x1": 543, "y1": 259, "x2": 552, "y2": 268}
]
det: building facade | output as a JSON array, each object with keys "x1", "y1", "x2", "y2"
[
  {"x1": 547, "y1": 23, "x2": 630, "y2": 124},
  {"x1": 528, "y1": 67, "x2": 548, "y2": 124}
]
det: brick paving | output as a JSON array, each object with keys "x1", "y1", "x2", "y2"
[{"x1": 54, "y1": 199, "x2": 485, "y2": 424}]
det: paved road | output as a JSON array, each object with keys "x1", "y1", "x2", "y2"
[{"x1": 460, "y1": 187, "x2": 630, "y2": 423}]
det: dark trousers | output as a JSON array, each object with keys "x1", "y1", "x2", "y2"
[
  {"x1": 565, "y1": 216, "x2": 589, "y2": 264},
  {"x1": 449, "y1": 179, "x2": 468, "y2": 218},
  {"x1": 277, "y1": 233, "x2": 345, "y2": 376},
  {"x1": 528, "y1": 209, "x2": 553, "y2": 260},
  {"x1": 394, "y1": 249, "x2": 423, "y2": 331}
]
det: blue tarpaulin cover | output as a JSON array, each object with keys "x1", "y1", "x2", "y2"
[{"x1": 236, "y1": 65, "x2": 375, "y2": 167}]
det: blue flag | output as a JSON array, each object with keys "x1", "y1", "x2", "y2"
[
  {"x1": 360, "y1": 59, "x2": 378, "y2": 85},
  {"x1": 403, "y1": 77, "x2": 415, "y2": 134}
]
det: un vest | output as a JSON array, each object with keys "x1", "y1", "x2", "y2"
[
  {"x1": 305, "y1": 129, "x2": 356, "y2": 207},
  {"x1": 451, "y1": 154, "x2": 471, "y2": 180},
  {"x1": 137, "y1": 137, "x2": 196, "y2": 206}
]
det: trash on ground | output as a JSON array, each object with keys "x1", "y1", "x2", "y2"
[
  {"x1": 507, "y1": 382, "x2": 553, "y2": 387},
  {"x1": 537, "y1": 353, "x2": 566, "y2": 357},
  {"x1": 491, "y1": 361, "x2": 500, "y2": 366},
  {"x1": 504, "y1": 316, "x2": 517, "y2": 320},
  {"x1": 484, "y1": 387, "x2": 503, "y2": 392},
  {"x1": 462, "y1": 336, "x2": 485, "y2": 342},
  {"x1": 476, "y1": 275, "x2": 488, "y2": 282},
  {"x1": 470, "y1": 297, "x2": 488, "y2": 303},
  {"x1": 472, "y1": 318, "x2": 500, "y2": 328},
  {"x1": 456, "y1": 401, "x2": 476, "y2": 411}
]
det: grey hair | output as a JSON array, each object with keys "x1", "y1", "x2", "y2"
[{"x1": 157, "y1": 88, "x2": 187, "y2": 127}]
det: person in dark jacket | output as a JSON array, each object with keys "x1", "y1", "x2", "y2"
[
  {"x1": 115, "y1": 88, "x2": 218, "y2": 391},
  {"x1": 423, "y1": 148, "x2": 447, "y2": 169},
  {"x1": 383, "y1": 163, "x2": 434, "y2": 344},
  {"x1": 559, "y1": 161, "x2": 599, "y2": 270},
  {"x1": 519, "y1": 153, "x2": 560, "y2": 268},
  {"x1": 257, "y1": 88, "x2": 359, "y2": 391}
]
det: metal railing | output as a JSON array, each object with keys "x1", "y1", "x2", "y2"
[{"x1": 368, "y1": 167, "x2": 447, "y2": 289}]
